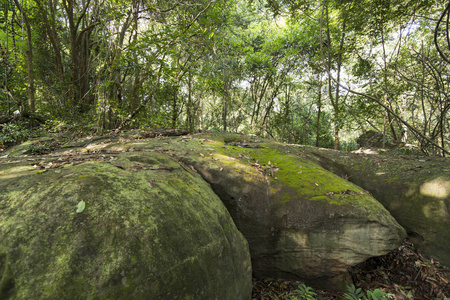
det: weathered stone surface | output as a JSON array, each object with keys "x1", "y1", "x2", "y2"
[
  {"x1": 301, "y1": 146, "x2": 450, "y2": 267},
  {"x1": 0, "y1": 152, "x2": 252, "y2": 299},
  {"x1": 0, "y1": 131, "x2": 411, "y2": 292},
  {"x1": 167, "y1": 134, "x2": 406, "y2": 289},
  {"x1": 78, "y1": 133, "x2": 405, "y2": 289},
  {"x1": 356, "y1": 130, "x2": 402, "y2": 149}
]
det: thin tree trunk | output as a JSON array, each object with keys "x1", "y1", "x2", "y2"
[
  {"x1": 316, "y1": 74, "x2": 322, "y2": 147},
  {"x1": 223, "y1": 81, "x2": 229, "y2": 132},
  {"x1": 172, "y1": 87, "x2": 178, "y2": 128},
  {"x1": 13, "y1": 0, "x2": 35, "y2": 113},
  {"x1": 187, "y1": 70, "x2": 193, "y2": 132},
  {"x1": 324, "y1": 2, "x2": 344, "y2": 150},
  {"x1": 129, "y1": 0, "x2": 141, "y2": 112},
  {"x1": 36, "y1": 0, "x2": 64, "y2": 79},
  {"x1": 381, "y1": 26, "x2": 398, "y2": 141}
]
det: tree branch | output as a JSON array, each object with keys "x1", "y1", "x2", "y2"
[
  {"x1": 332, "y1": 79, "x2": 449, "y2": 155},
  {"x1": 75, "y1": 21, "x2": 101, "y2": 46},
  {"x1": 181, "y1": 0, "x2": 216, "y2": 35},
  {"x1": 434, "y1": 1, "x2": 450, "y2": 64},
  {"x1": 75, "y1": 0, "x2": 92, "y2": 31}
]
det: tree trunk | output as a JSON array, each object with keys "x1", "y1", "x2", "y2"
[
  {"x1": 322, "y1": 0, "x2": 343, "y2": 150},
  {"x1": 79, "y1": 23, "x2": 91, "y2": 109},
  {"x1": 315, "y1": 75, "x2": 322, "y2": 147},
  {"x1": 36, "y1": 0, "x2": 64, "y2": 80},
  {"x1": 381, "y1": 26, "x2": 398, "y2": 142},
  {"x1": 187, "y1": 71, "x2": 193, "y2": 132},
  {"x1": 129, "y1": 0, "x2": 141, "y2": 112},
  {"x1": 172, "y1": 87, "x2": 178, "y2": 128},
  {"x1": 332, "y1": 18, "x2": 346, "y2": 150},
  {"x1": 63, "y1": 0, "x2": 97, "y2": 112},
  {"x1": 13, "y1": 0, "x2": 35, "y2": 113}
]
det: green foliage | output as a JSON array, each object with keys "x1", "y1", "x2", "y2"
[
  {"x1": 344, "y1": 284, "x2": 390, "y2": 300},
  {"x1": 0, "y1": 122, "x2": 33, "y2": 144},
  {"x1": 344, "y1": 284, "x2": 365, "y2": 300},
  {"x1": 290, "y1": 284, "x2": 318, "y2": 300},
  {"x1": 286, "y1": 283, "x2": 391, "y2": 300},
  {"x1": 1, "y1": 0, "x2": 448, "y2": 155},
  {"x1": 340, "y1": 140, "x2": 359, "y2": 152}
]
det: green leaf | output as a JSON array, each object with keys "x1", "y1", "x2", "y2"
[{"x1": 76, "y1": 200, "x2": 86, "y2": 213}]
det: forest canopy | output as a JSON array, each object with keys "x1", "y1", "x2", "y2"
[{"x1": 1, "y1": 0, "x2": 449, "y2": 156}]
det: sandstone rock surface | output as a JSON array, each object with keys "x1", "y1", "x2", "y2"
[
  {"x1": 0, "y1": 131, "x2": 416, "y2": 293},
  {"x1": 0, "y1": 151, "x2": 252, "y2": 299},
  {"x1": 302, "y1": 145, "x2": 450, "y2": 266}
]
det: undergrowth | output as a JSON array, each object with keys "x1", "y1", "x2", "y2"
[{"x1": 290, "y1": 284, "x2": 390, "y2": 300}]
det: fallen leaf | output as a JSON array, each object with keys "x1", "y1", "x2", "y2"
[
  {"x1": 76, "y1": 200, "x2": 86, "y2": 213},
  {"x1": 110, "y1": 162, "x2": 125, "y2": 169},
  {"x1": 125, "y1": 166, "x2": 142, "y2": 171},
  {"x1": 147, "y1": 166, "x2": 173, "y2": 171}
]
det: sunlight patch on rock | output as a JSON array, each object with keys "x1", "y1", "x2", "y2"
[{"x1": 420, "y1": 178, "x2": 450, "y2": 199}]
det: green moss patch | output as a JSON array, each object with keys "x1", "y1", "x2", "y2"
[{"x1": 0, "y1": 152, "x2": 252, "y2": 299}]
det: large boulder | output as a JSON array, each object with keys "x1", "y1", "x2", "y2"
[
  {"x1": 93, "y1": 133, "x2": 405, "y2": 290},
  {"x1": 175, "y1": 134, "x2": 405, "y2": 289},
  {"x1": 0, "y1": 152, "x2": 252, "y2": 299},
  {"x1": 0, "y1": 131, "x2": 409, "y2": 292},
  {"x1": 301, "y1": 146, "x2": 450, "y2": 266},
  {"x1": 356, "y1": 130, "x2": 402, "y2": 149}
]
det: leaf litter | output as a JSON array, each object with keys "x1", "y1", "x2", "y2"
[{"x1": 252, "y1": 242, "x2": 450, "y2": 299}]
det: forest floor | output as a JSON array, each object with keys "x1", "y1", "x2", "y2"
[{"x1": 252, "y1": 242, "x2": 450, "y2": 299}]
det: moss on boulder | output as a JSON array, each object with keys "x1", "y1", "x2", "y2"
[
  {"x1": 87, "y1": 132, "x2": 403, "y2": 290},
  {"x1": 302, "y1": 146, "x2": 450, "y2": 266},
  {"x1": 0, "y1": 152, "x2": 252, "y2": 299},
  {"x1": 1, "y1": 131, "x2": 411, "y2": 292}
]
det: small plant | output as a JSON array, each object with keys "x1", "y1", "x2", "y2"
[
  {"x1": 344, "y1": 284, "x2": 390, "y2": 300},
  {"x1": 290, "y1": 283, "x2": 318, "y2": 300},
  {"x1": 288, "y1": 283, "x2": 391, "y2": 300},
  {"x1": 0, "y1": 123, "x2": 32, "y2": 144},
  {"x1": 344, "y1": 284, "x2": 365, "y2": 300}
]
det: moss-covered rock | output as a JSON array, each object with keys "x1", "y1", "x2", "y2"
[
  {"x1": 164, "y1": 133, "x2": 406, "y2": 289},
  {"x1": 1, "y1": 131, "x2": 410, "y2": 292},
  {"x1": 0, "y1": 152, "x2": 252, "y2": 299},
  {"x1": 302, "y1": 146, "x2": 450, "y2": 266},
  {"x1": 79, "y1": 132, "x2": 403, "y2": 289}
]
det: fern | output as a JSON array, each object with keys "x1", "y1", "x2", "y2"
[
  {"x1": 289, "y1": 283, "x2": 390, "y2": 300},
  {"x1": 344, "y1": 284, "x2": 365, "y2": 300},
  {"x1": 344, "y1": 284, "x2": 390, "y2": 300},
  {"x1": 290, "y1": 283, "x2": 318, "y2": 300}
]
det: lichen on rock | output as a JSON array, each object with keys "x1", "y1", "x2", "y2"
[
  {"x1": 157, "y1": 133, "x2": 406, "y2": 290},
  {"x1": 0, "y1": 131, "x2": 414, "y2": 294},
  {"x1": 302, "y1": 146, "x2": 450, "y2": 267},
  {"x1": 0, "y1": 152, "x2": 252, "y2": 299}
]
